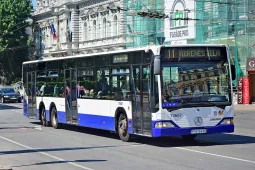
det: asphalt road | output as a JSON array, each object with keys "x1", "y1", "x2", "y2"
[{"x1": 0, "y1": 103, "x2": 255, "y2": 170}]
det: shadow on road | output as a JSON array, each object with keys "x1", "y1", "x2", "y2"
[
  {"x1": 0, "y1": 144, "x2": 139, "y2": 155},
  {"x1": 30, "y1": 122, "x2": 120, "y2": 140},
  {"x1": 30, "y1": 122, "x2": 255, "y2": 148},
  {"x1": 132, "y1": 134, "x2": 255, "y2": 147},
  {"x1": 13, "y1": 159, "x2": 107, "y2": 168},
  {"x1": 0, "y1": 104, "x2": 22, "y2": 110},
  {"x1": 0, "y1": 126, "x2": 35, "y2": 130}
]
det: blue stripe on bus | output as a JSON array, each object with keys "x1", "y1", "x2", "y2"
[
  {"x1": 34, "y1": 109, "x2": 132, "y2": 134},
  {"x1": 151, "y1": 123, "x2": 234, "y2": 137},
  {"x1": 128, "y1": 120, "x2": 133, "y2": 134},
  {"x1": 57, "y1": 111, "x2": 66, "y2": 123},
  {"x1": 78, "y1": 114, "x2": 115, "y2": 131},
  {"x1": 46, "y1": 110, "x2": 50, "y2": 121},
  {"x1": 78, "y1": 113, "x2": 133, "y2": 134},
  {"x1": 23, "y1": 98, "x2": 28, "y2": 117}
]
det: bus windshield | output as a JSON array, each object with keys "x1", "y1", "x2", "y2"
[{"x1": 161, "y1": 61, "x2": 231, "y2": 108}]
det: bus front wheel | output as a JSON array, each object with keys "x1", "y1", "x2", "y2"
[
  {"x1": 118, "y1": 113, "x2": 130, "y2": 142},
  {"x1": 51, "y1": 107, "x2": 60, "y2": 129}
]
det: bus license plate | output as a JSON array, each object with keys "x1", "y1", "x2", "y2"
[{"x1": 191, "y1": 129, "x2": 207, "y2": 134}]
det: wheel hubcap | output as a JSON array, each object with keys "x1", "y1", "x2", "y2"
[
  {"x1": 52, "y1": 110, "x2": 57, "y2": 126},
  {"x1": 119, "y1": 117, "x2": 127, "y2": 136},
  {"x1": 41, "y1": 111, "x2": 46, "y2": 126}
]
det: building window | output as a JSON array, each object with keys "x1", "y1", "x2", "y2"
[
  {"x1": 84, "y1": 22, "x2": 87, "y2": 41},
  {"x1": 93, "y1": 20, "x2": 96, "y2": 39},
  {"x1": 113, "y1": 15, "x2": 118, "y2": 36},
  {"x1": 107, "y1": 21, "x2": 111, "y2": 37},
  {"x1": 103, "y1": 18, "x2": 107, "y2": 38}
]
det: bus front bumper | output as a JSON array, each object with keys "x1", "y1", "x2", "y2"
[{"x1": 152, "y1": 124, "x2": 234, "y2": 137}]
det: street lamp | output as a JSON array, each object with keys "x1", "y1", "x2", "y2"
[
  {"x1": 25, "y1": 18, "x2": 33, "y2": 25},
  {"x1": 25, "y1": 18, "x2": 33, "y2": 39}
]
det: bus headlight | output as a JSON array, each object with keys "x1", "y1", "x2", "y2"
[
  {"x1": 221, "y1": 118, "x2": 234, "y2": 125},
  {"x1": 155, "y1": 122, "x2": 175, "y2": 128}
]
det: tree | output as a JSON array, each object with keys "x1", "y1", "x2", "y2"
[{"x1": 0, "y1": 0, "x2": 33, "y2": 84}]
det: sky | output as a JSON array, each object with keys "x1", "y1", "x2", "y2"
[{"x1": 32, "y1": 0, "x2": 36, "y2": 8}]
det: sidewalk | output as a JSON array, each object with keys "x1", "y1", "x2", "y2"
[
  {"x1": 234, "y1": 104, "x2": 255, "y2": 111},
  {"x1": 0, "y1": 163, "x2": 12, "y2": 170}
]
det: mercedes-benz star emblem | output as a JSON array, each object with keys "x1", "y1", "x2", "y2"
[{"x1": 194, "y1": 117, "x2": 203, "y2": 126}]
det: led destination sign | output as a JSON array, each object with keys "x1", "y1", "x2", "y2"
[
  {"x1": 113, "y1": 54, "x2": 128, "y2": 63},
  {"x1": 163, "y1": 47, "x2": 227, "y2": 61}
]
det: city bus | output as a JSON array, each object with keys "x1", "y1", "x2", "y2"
[{"x1": 22, "y1": 44, "x2": 235, "y2": 142}]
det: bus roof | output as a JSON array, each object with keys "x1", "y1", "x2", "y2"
[{"x1": 23, "y1": 44, "x2": 227, "y2": 65}]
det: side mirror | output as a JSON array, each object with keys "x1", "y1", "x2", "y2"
[
  {"x1": 231, "y1": 65, "x2": 236, "y2": 80},
  {"x1": 154, "y1": 55, "x2": 161, "y2": 75}
]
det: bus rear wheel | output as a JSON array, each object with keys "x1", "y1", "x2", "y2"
[
  {"x1": 40, "y1": 108, "x2": 47, "y2": 127},
  {"x1": 118, "y1": 113, "x2": 130, "y2": 142},
  {"x1": 182, "y1": 134, "x2": 197, "y2": 141},
  {"x1": 51, "y1": 107, "x2": 60, "y2": 129}
]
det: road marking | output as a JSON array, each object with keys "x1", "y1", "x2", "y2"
[
  {"x1": 34, "y1": 125, "x2": 42, "y2": 131},
  {"x1": 175, "y1": 147, "x2": 255, "y2": 164},
  {"x1": 0, "y1": 135, "x2": 95, "y2": 170},
  {"x1": 11, "y1": 110, "x2": 22, "y2": 113}
]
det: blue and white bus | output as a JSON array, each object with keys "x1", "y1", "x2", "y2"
[{"x1": 22, "y1": 44, "x2": 235, "y2": 141}]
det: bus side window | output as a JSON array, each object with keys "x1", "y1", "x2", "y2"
[
  {"x1": 77, "y1": 69, "x2": 95, "y2": 99},
  {"x1": 96, "y1": 69, "x2": 110, "y2": 99}
]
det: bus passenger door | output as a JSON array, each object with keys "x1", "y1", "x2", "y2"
[
  {"x1": 131, "y1": 66, "x2": 143, "y2": 134},
  {"x1": 65, "y1": 69, "x2": 78, "y2": 124},
  {"x1": 27, "y1": 72, "x2": 37, "y2": 118},
  {"x1": 142, "y1": 66, "x2": 152, "y2": 134},
  {"x1": 131, "y1": 66, "x2": 152, "y2": 135}
]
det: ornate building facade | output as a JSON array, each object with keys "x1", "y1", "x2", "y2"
[{"x1": 33, "y1": 0, "x2": 126, "y2": 58}]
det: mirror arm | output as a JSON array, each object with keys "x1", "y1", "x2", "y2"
[{"x1": 154, "y1": 55, "x2": 161, "y2": 75}]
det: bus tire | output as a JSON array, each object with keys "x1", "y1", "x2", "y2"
[
  {"x1": 181, "y1": 134, "x2": 197, "y2": 141},
  {"x1": 118, "y1": 113, "x2": 130, "y2": 142},
  {"x1": 40, "y1": 108, "x2": 47, "y2": 127},
  {"x1": 51, "y1": 107, "x2": 60, "y2": 129}
]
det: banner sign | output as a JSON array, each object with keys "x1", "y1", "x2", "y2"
[
  {"x1": 164, "y1": 0, "x2": 195, "y2": 42},
  {"x1": 242, "y1": 77, "x2": 250, "y2": 104},
  {"x1": 237, "y1": 77, "x2": 243, "y2": 104}
]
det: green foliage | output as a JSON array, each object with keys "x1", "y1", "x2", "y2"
[{"x1": 0, "y1": 0, "x2": 33, "y2": 84}]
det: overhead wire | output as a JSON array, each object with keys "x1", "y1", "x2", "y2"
[{"x1": 8, "y1": 0, "x2": 255, "y2": 52}]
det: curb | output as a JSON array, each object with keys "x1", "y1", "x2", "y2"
[
  {"x1": 234, "y1": 105, "x2": 255, "y2": 111},
  {"x1": 0, "y1": 163, "x2": 12, "y2": 170}
]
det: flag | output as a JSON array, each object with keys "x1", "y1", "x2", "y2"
[{"x1": 50, "y1": 24, "x2": 57, "y2": 40}]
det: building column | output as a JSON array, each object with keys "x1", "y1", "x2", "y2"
[{"x1": 71, "y1": 8, "x2": 79, "y2": 51}]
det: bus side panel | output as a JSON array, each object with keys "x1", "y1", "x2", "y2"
[
  {"x1": 77, "y1": 99, "x2": 133, "y2": 133},
  {"x1": 78, "y1": 99, "x2": 113, "y2": 131},
  {"x1": 41, "y1": 97, "x2": 66, "y2": 123},
  {"x1": 55, "y1": 98, "x2": 66, "y2": 124},
  {"x1": 110, "y1": 101, "x2": 133, "y2": 134},
  {"x1": 23, "y1": 96, "x2": 28, "y2": 117}
]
